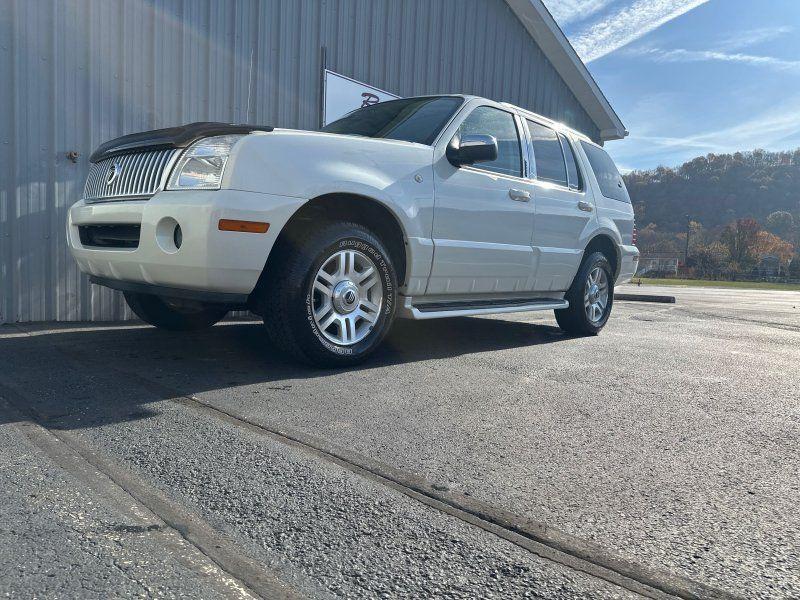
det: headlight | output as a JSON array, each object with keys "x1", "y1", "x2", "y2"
[{"x1": 167, "y1": 134, "x2": 243, "y2": 190}]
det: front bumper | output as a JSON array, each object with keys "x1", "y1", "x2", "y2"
[
  {"x1": 617, "y1": 244, "x2": 640, "y2": 285},
  {"x1": 68, "y1": 189, "x2": 305, "y2": 298}
]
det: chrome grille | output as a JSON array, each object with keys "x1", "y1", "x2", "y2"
[{"x1": 83, "y1": 148, "x2": 179, "y2": 202}]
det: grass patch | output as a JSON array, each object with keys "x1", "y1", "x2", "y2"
[{"x1": 629, "y1": 278, "x2": 800, "y2": 291}]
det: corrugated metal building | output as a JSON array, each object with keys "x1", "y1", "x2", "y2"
[{"x1": 0, "y1": 0, "x2": 625, "y2": 324}]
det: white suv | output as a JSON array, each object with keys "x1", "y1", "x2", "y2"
[{"x1": 68, "y1": 95, "x2": 639, "y2": 366}]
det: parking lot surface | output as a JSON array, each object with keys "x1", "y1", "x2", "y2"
[{"x1": 1, "y1": 284, "x2": 798, "y2": 599}]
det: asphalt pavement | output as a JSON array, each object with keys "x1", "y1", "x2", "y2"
[{"x1": 1, "y1": 284, "x2": 797, "y2": 599}]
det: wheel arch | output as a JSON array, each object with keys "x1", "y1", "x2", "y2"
[
  {"x1": 249, "y1": 193, "x2": 410, "y2": 312},
  {"x1": 583, "y1": 232, "x2": 621, "y2": 279}
]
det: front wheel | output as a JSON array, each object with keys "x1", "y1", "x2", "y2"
[
  {"x1": 555, "y1": 251, "x2": 614, "y2": 335},
  {"x1": 124, "y1": 292, "x2": 228, "y2": 331},
  {"x1": 262, "y1": 221, "x2": 397, "y2": 367}
]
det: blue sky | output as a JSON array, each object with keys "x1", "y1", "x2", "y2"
[{"x1": 542, "y1": 0, "x2": 800, "y2": 171}]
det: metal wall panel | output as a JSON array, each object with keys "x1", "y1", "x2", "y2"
[{"x1": 0, "y1": 0, "x2": 601, "y2": 323}]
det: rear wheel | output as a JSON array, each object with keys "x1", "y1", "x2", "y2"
[
  {"x1": 555, "y1": 251, "x2": 614, "y2": 335},
  {"x1": 262, "y1": 221, "x2": 397, "y2": 367},
  {"x1": 124, "y1": 292, "x2": 228, "y2": 331}
]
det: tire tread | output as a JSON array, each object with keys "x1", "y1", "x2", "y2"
[{"x1": 261, "y1": 221, "x2": 396, "y2": 367}]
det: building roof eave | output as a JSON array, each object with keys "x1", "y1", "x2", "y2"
[{"x1": 504, "y1": 0, "x2": 628, "y2": 142}]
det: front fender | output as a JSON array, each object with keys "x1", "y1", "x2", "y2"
[
  {"x1": 224, "y1": 129, "x2": 437, "y2": 295},
  {"x1": 224, "y1": 129, "x2": 434, "y2": 242}
]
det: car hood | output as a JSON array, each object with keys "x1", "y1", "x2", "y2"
[{"x1": 90, "y1": 122, "x2": 275, "y2": 163}]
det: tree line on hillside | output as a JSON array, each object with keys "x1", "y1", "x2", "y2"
[{"x1": 623, "y1": 149, "x2": 800, "y2": 278}]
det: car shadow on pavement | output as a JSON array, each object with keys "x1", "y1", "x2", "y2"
[{"x1": 0, "y1": 317, "x2": 570, "y2": 429}]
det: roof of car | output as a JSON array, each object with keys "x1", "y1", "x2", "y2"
[
  {"x1": 500, "y1": 102, "x2": 595, "y2": 144},
  {"x1": 399, "y1": 94, "x2": 596, "y2": 144}
]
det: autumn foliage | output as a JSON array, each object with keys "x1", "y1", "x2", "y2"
[{"x1": 624, "y1": 149, "x2": 799, "y2": 276}]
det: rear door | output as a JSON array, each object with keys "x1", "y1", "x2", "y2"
[{"x1": 524, "y1": 119, "x2": 594, "y2": 291}]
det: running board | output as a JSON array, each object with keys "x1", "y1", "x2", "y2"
[{"x1": 401, "y1": 297, "x2": 569, "y2": 320}]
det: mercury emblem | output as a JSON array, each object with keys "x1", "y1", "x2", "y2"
[{"x1": 106, "y1": 161, "x2": 123, "y2": 186}]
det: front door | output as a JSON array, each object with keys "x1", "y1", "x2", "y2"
[{"x1": 428, "y1": 105, "x2": 535, "y2": 295}]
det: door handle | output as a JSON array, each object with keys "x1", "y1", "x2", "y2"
[
  {"x1": 577, "y1": 200, "x2": 593, "y2": 212},
  {"x1": 509, "y1": 188, "x2": 531, "y2": 202}
]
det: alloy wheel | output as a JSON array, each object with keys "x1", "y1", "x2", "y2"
[
  {"x1": 584, "y1": 266, "x2": 609, "y2": 324},
  {"x1": 312, "y1": 249, "x2": 383, "y2": 345}
]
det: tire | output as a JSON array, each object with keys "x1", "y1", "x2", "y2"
[
  {"x1": 555, "y1": 251, "x2": 614, "y2": 336},
  {"x1": 262, "y1": 221, "x2": 398, "y2": 367},
  {"x1": 124, "y1": 291, "x2": 228, "y2": 331}
]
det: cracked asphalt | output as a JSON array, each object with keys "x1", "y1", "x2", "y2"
[{"x1": 0, "y1": 284, "x2": 797, "y2": 598}]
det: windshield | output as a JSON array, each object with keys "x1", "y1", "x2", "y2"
[{"x1": 321, "y1": 96, "x2": 464, "y2": 145}]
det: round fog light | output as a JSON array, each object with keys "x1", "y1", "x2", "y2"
[{"x1": 173, "y1": 223, "x2": 183, "y2": 249}]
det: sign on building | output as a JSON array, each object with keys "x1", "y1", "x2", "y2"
[{"x1": 322, "y1": 70, "x2": 400, "y2": 126}]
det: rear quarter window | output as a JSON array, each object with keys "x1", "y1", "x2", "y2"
[{"x1": 580, "y1": 142, "x2": 630, "y2": 203}]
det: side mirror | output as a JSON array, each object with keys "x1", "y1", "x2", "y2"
[{"x1": 446, "y1": 134, "x2": 498, "y2": 167}]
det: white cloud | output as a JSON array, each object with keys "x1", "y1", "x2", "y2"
[
  {"x1": 542, "y1": 0, "x2": 615, "y2": 26},
  {"x1": 570, "y1": 0, "x2": 711, "y2": 62},
  {"x1": 716, "y1": 26, "x2": 793, "y2": 52},
  {"x1": 612, "y1": 98, "x2": 800, "y2": 168},
  {"x1": 640, "y1": 48, "x2": 800, "y2": 73},
  {"x1": 607, "y1": 93, "x2": 800, "y2": 169},
  {"x1": 680, "y1": 101, "x2": 800, "y2": 151}
]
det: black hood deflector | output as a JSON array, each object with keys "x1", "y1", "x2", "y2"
[{"x1": 89, "y1": 122, "x2": 274, "y2": 163}]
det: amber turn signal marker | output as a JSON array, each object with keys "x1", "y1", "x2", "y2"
[{"x1": 218, "y1": 219, "x2": 270, "y2": 234}]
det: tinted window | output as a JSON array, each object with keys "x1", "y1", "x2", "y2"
[
  {"x1": 527, "y1": 121, "x2": 567, "y2": 186},
  {"x1": 559, "y1": 133, "x2": 583, "y2": 190},
  {"x1": 321, "y1": 96, "x2": 463, "y2": 145},
  {"x1": 580, "y1": 141, "x2": 630, "y2": 202},
  {"x1": 458, "y1": 106, "x2": 522, "y2": 177}
]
